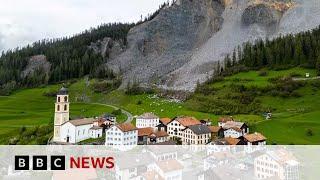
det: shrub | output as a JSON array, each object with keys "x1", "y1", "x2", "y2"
[
  {"x1": 306, "y1": 129, "x2": 314, "y2": 136},
  {"x1": 136, "y1": 100, "x2": 143, "y2": 105},
  {"x1": 258, "y1": 70, "x2": 268, "y2": 76},
  {"x1": 111, "y1": 109, "x2": 122, "y2": 115}
]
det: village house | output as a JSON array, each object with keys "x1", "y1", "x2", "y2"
[
  {"x1": 136, "y1": 112, "x2": 160, "y2": 129},
  {"x1": 59, "y1": 118, "x2": 103, "y2": 143},
  {"x1": 167, "y1": 116, "x2": 201, "y2": 139},
  {"x1": 137, "y1": 127, "x2": 169, "y2": 145},
  {"x1": 52, "y1": 87, "x2": 103, "y2": 144},
  {"x1": 200, "y1": 119, "x2": 212, "y2": 126},
  {"x1": 218, "y1": 116, "x2": 234, "y2": 127},
  {"x1": 208, "y1": 126, "x2": 224, "y2": 140},
  {"x1": 105, "y1": 123, "x2": 138, "y2": 147},
  {"x1": 181, "y1": 124, "x2": 212, "y2": 145},
  {"x1": 100, "y1": 113, "x2": 117, "y2": 128},
  {"x1": 254, "y1": 149, "x2": 299, "y2": 180},
  {"x1": 222, "y1": 120, "x2": 249, "y2": 138},
  {"x1": 244, "y1": 132, "x2": 267, "y2": 146},
  {"x1": 156, "y1": 117, "x2": 171, "y2": 132}
]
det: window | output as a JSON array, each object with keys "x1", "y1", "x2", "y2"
[
  {"x1": 58, "y1": 97, "x2": 60, "y2": 102},
  {"x1": 57, "y1": 105, "x2": 60, "y2": 111},
  {"x1": 64, "y1": 96, "x2": 68, "y2": 102},
  {"x1": 64, "y1": 104, "x2": 67, "y2": 111}
]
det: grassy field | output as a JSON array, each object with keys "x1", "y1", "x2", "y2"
[
  {"x1": 0, "y1": 83, "x2": 127, "y2": 142},
  {"x1": 212, "y1": 67, "x2": 317, "y2": 88},
  {"x1": 190, "y1": 67, "x2": 320, "y2": 144},
  {"x1": 0, "y1": 67, "x2": 319, "y2": 144}
]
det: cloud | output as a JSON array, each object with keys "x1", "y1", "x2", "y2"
[{"x1": 0, "y1": 0, "x2": 167, "y2": 52}]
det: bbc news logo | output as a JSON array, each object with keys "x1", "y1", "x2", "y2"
[{"x1": 15, "y1": 156, "x2": 114, "y2": 171}]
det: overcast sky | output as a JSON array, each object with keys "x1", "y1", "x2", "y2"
[{"x1": 0, "y1": 0, "x2": 167, "y2": 52}]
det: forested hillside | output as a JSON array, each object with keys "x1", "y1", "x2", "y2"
[
  {"x1": 0, "y1": 23, "x2": 133, "y2": 95},
  {"x1": 190, "y1": 26, "x2": 320, "y2": 115}
]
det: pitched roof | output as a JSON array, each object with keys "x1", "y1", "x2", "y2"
[
  {"x1": 175, "y1": 116, "x2": 201, "y2": 127},
  {"x1": 151, "y1": 130, "x2": 168, "y2": 137},
  {"x1": 156, "y1": 159, "x2": 183, "y2": 173},
  {"x1": 116, "y1": 123, "x2": 137, "y2": 132},
  {"x1": 218, "y1": 116, "x2": 233, "y2": 123},
  {"x1": 160, "y1": 118, "x2": 171, "y2": 125},
  {"x1": 137, "y1": 112, "x2": 159, "y2": 119},
  {"x1": 223, "y1": 121, "x2": 245, "y2": 129},
  {"x1": 138, "y1": 127, "x2": 154, "y2": 136},
  {"x1": 185, "y1": 124, "x2": 211, "y2": 135},
  {"x1": 138, "y1": 128, "x2": 168, "y2": 138},
  {"x1": 208, "y1": 126, "x2": 222, "y2": 133},
  {"x1": 244, "y1": 132, "x2": 266, "y2": 142},
  {"x1": 228, "y1": 127, "x2": 242, "y2": 132},
  {"x1": 224, "y1": 137, "x2": 240, "y2": 145},
  {"x1": 68, "y1": 118, "x2": 95, "y2": 126}
]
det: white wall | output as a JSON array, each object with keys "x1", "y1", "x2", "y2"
[
  {"x1": 136, "y1": 118, "x2": 160, "y2": 128},
  {"x1": 105, "y1": 126, "x2": 138, "y2": 146},
  {"x1": 61, "y1": 123, "x2": 94, "y2": 143},
  {"x1": 224, "y1": 129, "x2": 242, "y2": 138},
  {"x1": 89, "y1": 129, "x2": 103, "y2": 138}
]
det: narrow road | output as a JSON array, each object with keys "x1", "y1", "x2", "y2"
[{"x1": 90, "y1": 103, "x2": 133, "y2": 123}]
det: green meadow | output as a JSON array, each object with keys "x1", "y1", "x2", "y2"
[
  {"x1": 190, "y1": 67, "x2": 320, "y2": 144},
  {"x1": 0, "y1": 67, "x2": 319, "y2": 144},
  {"x1": 0, "y1": 84, "x2": 126, "y2": 142}
]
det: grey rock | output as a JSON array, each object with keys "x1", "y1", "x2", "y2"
[
  {"x1": 106, "y1": 0, "x2": 320, "y2": 92},
  {"x1": 21, "y1": 55, "x2": 51, "y2": 81}
]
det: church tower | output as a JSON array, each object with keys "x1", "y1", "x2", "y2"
[{"x1": 53, "y1": 87, "x2": 70, "y2": 142}]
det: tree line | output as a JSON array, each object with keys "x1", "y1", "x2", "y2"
[{"x1": 223, "y1": 26, "x2": 320, "y2": 74}]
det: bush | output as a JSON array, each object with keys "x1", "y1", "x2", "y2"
[
  {"x1": 258, "y1": 70, "x2": 268, "y2": 76},
  {"x1": 43, "y1": 90, "x2": 57, "y2": 97},
  {"x1": 111, "y1": 109, "x2": 122, "y2": 115},
  {"x1": 136, "y1": 100, "x2": 143, "y2": 105},
  {"x1": 306, "y1": 129, "x2": 314, "y2": 136}
]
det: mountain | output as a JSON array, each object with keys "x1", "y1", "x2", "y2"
[
  {"x1": 1, "y1": 0, "x2": 320, "y2": 94},
  {"x1": 107, "y1": 0, "x2": 320, "y2": 91}
]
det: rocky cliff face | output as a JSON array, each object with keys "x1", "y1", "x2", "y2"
[{"x1": 107, "y1": 0, "x2": 320, "y2": 91}]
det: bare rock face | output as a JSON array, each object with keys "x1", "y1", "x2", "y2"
[
  {"x1": 242, "y1": 4, "x2": 280, "y2": 27},
  {"x1": 21, "y1": 55, "x2": 51, "y2": 82},
  {"x1": 89, "y1": 37, "x2": 125, "y2": 59},
  {"x1": 106, "y1": 0, "x2": 320, "y2": 91},
  {"x1": 107, "y1": 0, "x2": 225, "y2": 87}
]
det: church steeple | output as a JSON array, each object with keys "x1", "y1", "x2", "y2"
[{"x1": 53, "y1": 87, "x2": 70, "y2": 142}]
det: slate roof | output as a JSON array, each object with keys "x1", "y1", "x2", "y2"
[
  {"x1": 184, "y1": 124, "x2": 211, "y2": 135},
  {"x1": 57, "y1": 87, "x2": 68, "y2": 95}
]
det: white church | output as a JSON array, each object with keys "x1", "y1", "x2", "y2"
[{"x1": 52, "y1": 87, "x2": 103, "y2": 144}]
